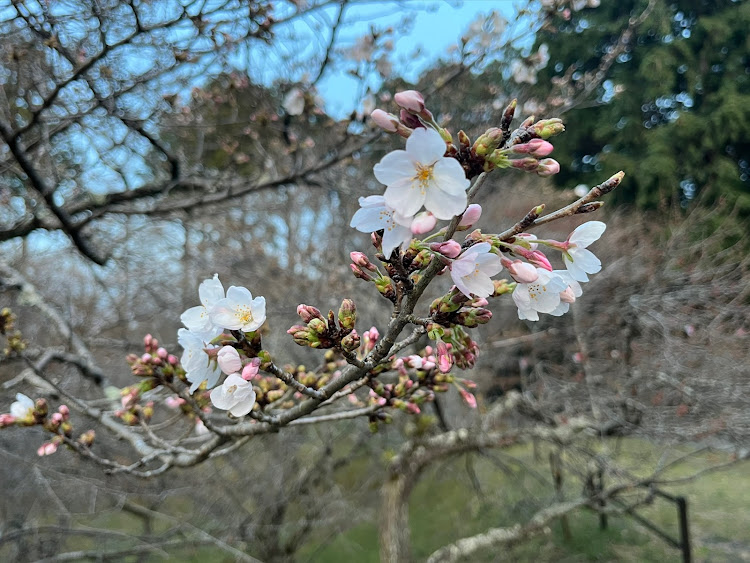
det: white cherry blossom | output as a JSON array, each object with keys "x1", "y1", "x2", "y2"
[
  {"x1": 549, "y1": 270, "x2": 584, "y2": 316},
  {"x1": 374, "y1": 128, "x2": 470, "y2": 220},
  {"x1": 564, "y1": 221, "x2": 606, "y2": 281},
  {"x1": 209, "y1": 286, "x2": 266, "y2": 332},
  {"x1": 450, "y1": 242, "x2": 503, "y2": 298},
  {"x1": 512, "y1": 268, "x2": 568, "y2": 321},
  {"x1": 180, "y1": 274, "x2": 225, "y2": 341},
  {"x1": 350, "y1": 195, "x2": 413, "y2": 258},
  {"x1": 210, "y1": 373, "x2": 256, "y2": 417},
  {"x1": 10, "y1": 393, "x2": 34, "y2": 419},
  {"x1": 178, "y1": 328, "x2": 221, "y2": 393}
]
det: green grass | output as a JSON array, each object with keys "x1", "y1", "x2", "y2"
[{"x1": 301, "y1": 438, "x2": 750, "y2": 562}]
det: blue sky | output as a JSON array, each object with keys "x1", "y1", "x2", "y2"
[{"x1": 300, "y1": 1, "x2": 518, "y2": 117}]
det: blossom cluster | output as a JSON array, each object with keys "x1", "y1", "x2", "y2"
[
  {"x1": 353, "y1": 90, "x2": 610, "y2": 323},
  {"x1": 177, "y1": 275, "x2": 266, "y2": 416}
]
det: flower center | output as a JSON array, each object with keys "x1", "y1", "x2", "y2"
[
  {"x1": 415, "y1": 164, "x2": 434, "y2": 191},
  {"x1": 236, "y1": 305, "x2": 254, "y2": 325},
  {"x1": 227, "y1": 384, "x2": 238, "y2": 394}
]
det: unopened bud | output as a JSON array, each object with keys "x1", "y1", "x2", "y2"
[
  {"x1": 350, "y1": 251, "x2": 377, "y2": 271},
  {"x1": 411, "y1": 211, "x2": 437, "y2": 235},
  {"x1": 510, "y1": 157, "x2": 540, "y2": 172},
  {"x1": 532, "y1": 118, "x2": 565, "y2": 139},
  {"x1": 430, "y1": 240, "x2": 462, "y2": 259},
  {"x1": 536, "y1": 158, "x2": 560, "y2": 177},
  {"x1": 458, "y1": 204, "x2": 482, "y2": 229},
  {"x1": 473, "y1": 127, "x2": 503, "y2": 156},
  {"x1": 598, "y1": 170, "x2": 625, "y2": 194},
  {"x1": 399, "y1": 109, "x2": 422, "y2": 129},
  {"x1": 297, "y1": 304, "x2": 324, "y2": 323},
  {"x1": 338, "y1": 299, "x2": 357, "y2": 334},
  {"x1": 217, "y1": 346, "x2": 242, "y2": 375},
  {"x1": 457, "y1": 130, "x2": 471, "y2": 149},
  {"x1": 560, "y1": 286, "x2": 576, "y2": 303},
  {"x1": 492, "y1": 279, "x2": 515, "y2": 296},
  {"x1": 505, "y1": 259, "x2": 539, "y2": 283},
  {"x1": 394, "y1": 90, "x2": 425, "y2": 113},
  {"x1": 370, "y1": 109, "x2": 399, "y2": 132},
  {"x1": 350, "y1": 263, "x2": 374, "y2": 281},
  {"x1": 78, "y1": 430, "x2": 96, "y2": 447},
  {"x1": 340, "y1": 329, "x2": 361, "y2": 352},
  {"x1": 511, "y1": 138, "x2": 554, "y2": 157}
]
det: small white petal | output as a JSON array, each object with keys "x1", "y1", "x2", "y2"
[
  {"x1": 569, "y1": 221, "x2": 606, "y2": 247},
  {"x1": 405, "y1": 128, "x2": 448, "y2": 163}
]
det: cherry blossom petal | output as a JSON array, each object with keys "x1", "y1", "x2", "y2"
[{"x1": 405, "y1": 128, "x2": 448, "y2": 163}]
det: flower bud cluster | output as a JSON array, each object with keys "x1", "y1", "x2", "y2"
[
  {"x1": 0, "y1": 307, "x2": 26, "y2": 357},
  {"x1": 0, "y1": 393, "x2": 94, "y2": 456},
  {"x1": 287, "y1": 300, "x2": 357, "y2": 350}
]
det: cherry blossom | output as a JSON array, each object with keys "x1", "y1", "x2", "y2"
[
  {"x1": 178, "y1": 328, "x2": 221, "y2": 393},
  {"x1": 10, "y1": 393, "x2": 34, "y2": 419},
  {"x1": 210, "y1": 373, "x2": 256, "y2": 417},
  {"x1": 512, "y1": 268, "x2": 568, "y2": 321},
  {"x1": 549, "y1": 270, "x2": 584, "y2": 316},
  {"x1": 450, "y1": 242, "x2": 504, "y2": 298},
  {"x1": 374, "y1": 128, "x2": 470, "y2": 220},
  {"x1": 209, "y1": 286, "x2": 266, "y2": 332},
  {"x1": 563, "y1": 221, "x2": 606, "y2": 281},
  {"x1": 350, "y1": 195, "x2": 413, "y2": 258},
  {"x1": 180, "y1": 274, "x2": 225, "y2": 341}
]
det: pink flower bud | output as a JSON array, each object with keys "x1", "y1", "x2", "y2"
[
  {"x1": 350, "y1": 251, "x2": 377, "y2": 271},
  {"x1": 536, "y1": 158, "x2": 560, "y2": 177},
  {"x1": 459, "y1": 388, "x2": 477, "y2": 409},
  {"x1": 399, "y1": 109, "x2": 423, "y2": 129},
  {"x1": 37, "y1": 441, "x2": 58, "y2": 456},
  {"x1": 370, "y1": 109, "x2": 399, "y2": 132},
  {"x1": 529, "y1": 250, "x2": 552, "y2": 271},
  {"x1": 51, "y1": 412, "x2": 64, "y2": 424},
  {"x1": 58, "y1": 405, "x2": 70, "y2": 417},
  {"x1": 143, "y1": 334, "x2": 153, "y2": 348},
  {"x1": 141, "y1": 353, "x2": 152, "y2": 363},
  {"x1": 560, "y1": 286, "x2": 576, "y2": 303},
  {"x1": 156, "y1": 347, "x2": 168, "y2": 359},
  {"x1": 0, "y1": 414, "x2": 16, "y2": 427},
  {"x1": 168, "y1": 354, "x2": 179, "y2": 365},
  {"x1": 165, "y1": 396, "x2": 186, "y2": 409},
  {"x1": 405, "y1": 402, "x2": 421, "y2": 415},
  {"x1": 510, "y1": 157, "x2": 540, "y2": 172},
  {"x1": 411, "y1": 211, "x2": 437, "y2": 235},
  {"x1": 394, "y1": 90, "x2": 425, "y2": 113},
  {"x1": 241, "y1": 358, "x2": 261, "y2": 381},
  {"x1": 512, "y1": 138, "x2": 554, "y2": 157},
  {"x1": 430, "y1": 240, "x2": 462, "y2": 258},
  {"x1": 472, "y1": 298, "x2": 489, "y2": 307},
  {"x1": 507, "y1": 260, "x2": 539, "y2": 284},
  {"x1": 436, "y1": 341, "x2": 452, "y2": 374},
  {"x1": 217, "y1": 346, "x2": 242, "y2": 375},
  {"x1": 459, "y1": 204, "x2": 482, "y2": 228}
]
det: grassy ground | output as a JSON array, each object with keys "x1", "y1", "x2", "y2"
[{"x1": 300, "y1": 437, "x2": 750, "y2": 562}]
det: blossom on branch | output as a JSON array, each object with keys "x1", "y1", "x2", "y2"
[
  {"x1": 563, "y1": 221, "x2": 606, "y2": 281},
  {"x1": 178, "y1": 328, "x2": 221, "y2": 393},
  {"x1": 512, "y1": 268, "x2": 568, "y2": 321},
  {"x1": 374, "y1": 128, "x2": 470, "y2": 220},
  {"x1": 450, "y1": 242, "x2": 503, "y2": 298},
  {"x1": 210, "y1": 373, "x2": 256, "y2": 417},
  {"x1": 209, "y1": 286, "x2": 266, "y2": 332},
  {"x1": 180, "y1": 274, "x2": 225, "y2": 341},
  {"x1": 549, "y1": 270, "x2": 583, "y2": 316},
  {"x1": 10, "y1": 393, "x2": 34, "y2": 420},
  {"x1": 350, "y1": 195, "x2": 413, "y2": 258}
]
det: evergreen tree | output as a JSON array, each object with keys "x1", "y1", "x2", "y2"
[{"x1": 533, "y1": 0, "x2": 750, "y2": 216}]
